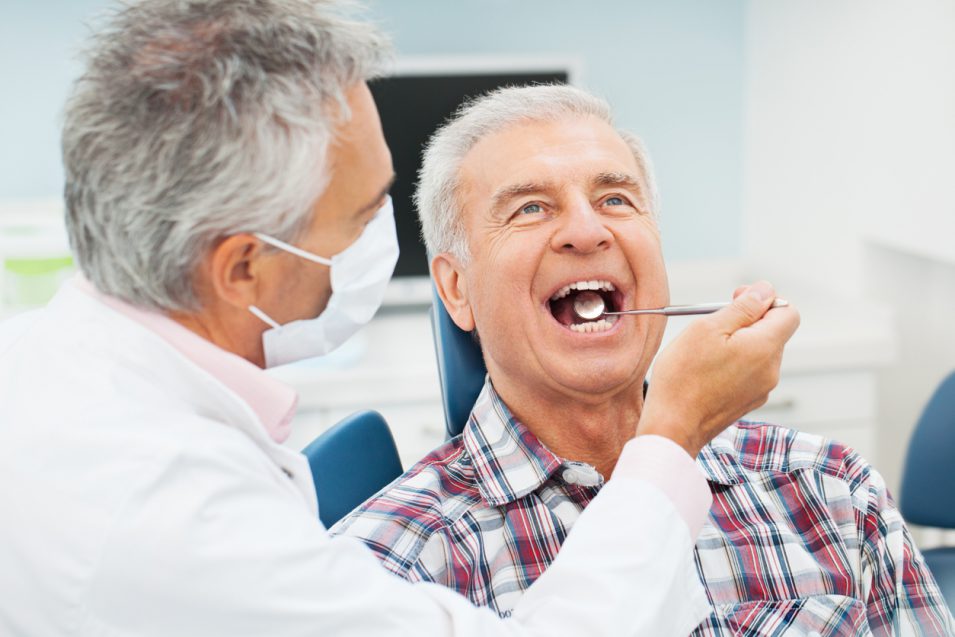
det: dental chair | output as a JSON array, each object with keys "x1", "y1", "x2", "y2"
[
  {"x1": 900, "y1": 371, "x2": 955, "y2": 609},
  {"x1": 302, "y1": 410, "x2": 403, "y2": 528},
  {"x1": 429, "y1": 288, "x2": 488, "y2": 438}
]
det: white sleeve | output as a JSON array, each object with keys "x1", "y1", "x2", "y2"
[{"x1": 82, "y1": 449, "x2": 710, "y2": 637}]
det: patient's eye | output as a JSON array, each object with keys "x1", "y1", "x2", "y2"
[
  {"x1": 519, "y1": 202, "x2": 544, "y2": 215},
  {"x1": 603, "y1": 195, "x2": 628, "y2": 207}
]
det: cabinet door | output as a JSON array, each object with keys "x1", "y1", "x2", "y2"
[{"x1": 745, "y1": 370, "x2": 878, "y2": 462}]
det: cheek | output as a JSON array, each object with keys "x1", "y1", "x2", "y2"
[
  {"x1": 625, "y1": 231, "x2": 666, "y2": 285},
  {"x1": 271, "y1": 260, "x2": 332, "y2": 319},
  {"x1": 466, "y1": 250, "x2": 537, "y2": 338}
]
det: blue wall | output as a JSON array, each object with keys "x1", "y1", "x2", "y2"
[
  {"x1": 0, "y1": 0, "x2": 745, "y2": 260},
  {"x1": 0, "y1": 0, "x2": 111, "y2": 199}
]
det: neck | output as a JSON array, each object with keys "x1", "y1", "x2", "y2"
[
  {"x1": 170, "y1": 302, "x2": 265, "y2": 367},
  {"x1": 493, "y1": 378, "x2": 644, "y2": 480}
]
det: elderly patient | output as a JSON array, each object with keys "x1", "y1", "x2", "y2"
[{"x1": 332, "y1": 86, "x2": 953, "y2": 635}]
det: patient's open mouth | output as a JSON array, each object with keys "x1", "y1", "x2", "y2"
[{"x1": 548, "y1": 280, "x2": 621, "y2": 334}]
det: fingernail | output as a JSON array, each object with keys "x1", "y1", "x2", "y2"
[{"x1": 750, "y1": 281, "x2": 774, "y2": 301}]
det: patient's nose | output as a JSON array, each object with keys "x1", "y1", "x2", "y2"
[{"x1": 551, "y1": 197, "x2": 614, "y2": 255}]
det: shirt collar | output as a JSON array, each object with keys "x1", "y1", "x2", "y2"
[
  {"x1": 463, "y1": 377, "x2": 747, "y2": 497},
  {"x1": 73, "y1": 276, "x2": 298, "y2": 443},
  {"x1": 463, "y1": 378, "x2": 565, "y2": 506}
]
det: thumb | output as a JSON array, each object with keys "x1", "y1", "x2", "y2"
[{"x1": 711, "y1": 280, "x2": 776, "y2": 332}]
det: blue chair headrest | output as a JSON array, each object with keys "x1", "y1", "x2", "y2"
[
  {"x1": 429, "y1": 286, "x2": 487, "y2": 439},
  {"x1": 900, "y1": 371, "x2": 955, "y2": 528},
  {"x1": 301, "y1": 410, "x2": 403, "y2": 528}
]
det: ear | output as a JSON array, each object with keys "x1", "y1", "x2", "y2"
[
  {"x1": 431, "y1": 253, "x2": 475, "y2": 332},
  {"x1": 206, "y1": 234, "x2": 268, "y2": 310}
]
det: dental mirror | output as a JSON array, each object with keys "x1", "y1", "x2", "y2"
[
  {"x1": 572, "y1": 291, "x2": 607, "y2": 321},
  {"x1": 572, "y1": 292, "x2": 789, "y2": 320}
]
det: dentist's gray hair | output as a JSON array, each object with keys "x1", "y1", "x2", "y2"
[
  {"x1": 415, "y1": 84, "x2": 659, "y2": 263},
  {"x1": 63, "y1": 0, "x2": 390, "y2": 312}
]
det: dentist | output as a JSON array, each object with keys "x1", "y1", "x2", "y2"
[{"x1": 0, "y1": 1, "x2": 799, "y2": 635}]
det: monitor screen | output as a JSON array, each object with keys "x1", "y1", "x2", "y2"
[{"x1": 369, "y1": 69, "x2": 570, "y2": 287}]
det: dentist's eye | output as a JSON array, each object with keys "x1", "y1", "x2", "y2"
[
  {"x1": 520, "y1": 202, "x2": 544, "y2": 215},
  {"x1": 603, "y1": 196, "x2": 628, "y2": 207}
]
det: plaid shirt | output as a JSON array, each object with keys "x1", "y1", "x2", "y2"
[{"x1": 332, "y1": 380, "x2": 954, "y2": 636}]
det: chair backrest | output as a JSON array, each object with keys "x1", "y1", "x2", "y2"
[
  {"x1": 429, "y1": 287, "x2": 487, "y2": 439},
  {"x1": 301, "y1": 410, "x2": 403, "y2": 528},
  {"x1": 900, "y1": 371, "x2": 955, "y2": 528}
]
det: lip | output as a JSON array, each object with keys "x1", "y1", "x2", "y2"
[{"x1": 540, "y1": 273, "x2": 632, "y2": 338}]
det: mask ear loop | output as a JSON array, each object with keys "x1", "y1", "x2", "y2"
[
  {"x1": 248, "y1": 305, "x2": 281, "y2": 329},
  {"x1": 253, "y1": 233, "x2": 333, "y2": 266},
  {"x1": 247, "y1": 233, "x2": 335, "y2": 329}
]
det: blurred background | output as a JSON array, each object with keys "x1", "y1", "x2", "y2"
[{"x1": 2, "y1": 0, "x2": 953, "y2": 546}]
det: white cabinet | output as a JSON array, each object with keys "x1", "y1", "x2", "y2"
[{"x1": 746, "y1": 371, "x2": 878, "y2": 463}]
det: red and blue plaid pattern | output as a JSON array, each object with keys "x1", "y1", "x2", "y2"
[{"x1": 332, "y1": 380, "x2": 954, "y2": 636}]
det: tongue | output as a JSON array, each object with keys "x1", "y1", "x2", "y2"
[{"x1": 550, "y1": 294, "x2": 580, "y2": 326}]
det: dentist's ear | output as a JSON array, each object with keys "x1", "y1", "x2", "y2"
[
  {"x1": 206, "y1": 234, "x2": 268, "y2": 310},
  {"x1": 431, "y1": 253, "x2": 475, "y2": 332}
]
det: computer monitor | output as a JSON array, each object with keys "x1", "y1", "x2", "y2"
[{"x1": 372, "y1": 57, "x2": 575, "y2": 306}]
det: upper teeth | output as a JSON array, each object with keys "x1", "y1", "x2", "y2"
[{"x1": 550, "y1": 280, "x2": 615, "y2": 301}]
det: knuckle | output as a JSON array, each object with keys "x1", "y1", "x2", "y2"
[{"x1": 767, "y1": 368, "x2": 780, "y2": 388}]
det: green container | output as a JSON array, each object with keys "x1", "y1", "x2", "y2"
[{"x1": 2, "y1": 256, "x2": 75, "y2": 308}]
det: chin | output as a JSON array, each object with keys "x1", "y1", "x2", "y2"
[{"x1": 549, "y1": 360, "x2": 644, "y2": 398}]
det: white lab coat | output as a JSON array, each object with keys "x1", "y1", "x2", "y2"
[{"x1": 0, "y1": 280, "x2": 710, "y2": 636}]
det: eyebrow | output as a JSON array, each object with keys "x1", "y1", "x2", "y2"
[
  {"x1": 592, "y1": 171, "x2": 643, "y2": 191},
  {"x1": 491, "y1": 181, "x2": 555, "y2": 210},
  {"x1": 357, "y1": 173, "x2": 397, "y2": 215}
]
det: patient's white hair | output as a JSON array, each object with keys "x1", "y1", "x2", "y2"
[
  {"x1": 63, "y1": 0, "x2": 389, "y2": 312},
  {"x1": 415, "y1": 84, "x2": 659, "y2": 262}
]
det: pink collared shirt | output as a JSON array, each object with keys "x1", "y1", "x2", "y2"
[{"x1": 74, "y1": 276, "x2": 297, "y2": 443}]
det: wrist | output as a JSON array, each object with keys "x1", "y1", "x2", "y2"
[{"x1": 636, "y1": 407, "x2": 702, "y2": 458}]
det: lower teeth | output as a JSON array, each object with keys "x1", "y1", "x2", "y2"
[{"x1": 569, "y1": 318, "x2": 615, "y2": 333}]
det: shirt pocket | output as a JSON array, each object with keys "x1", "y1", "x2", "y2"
[{"x1": 712, "y1": 595, "x2": 871, "y2": 637}]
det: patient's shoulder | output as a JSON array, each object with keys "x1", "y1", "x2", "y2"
[
  {"x1": 701, "y1": 421, "x2": 874, "y2": 498},
  {"x1": 329, "y1": 436, "x2": 483, "y2": 575}
]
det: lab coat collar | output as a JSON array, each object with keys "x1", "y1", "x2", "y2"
[
  {"x1": 37, "y1": 277, "x2": 318, "y2": 515},
  {"x1": 72, "y1": 276, "x2": 298, "y2": 444}
]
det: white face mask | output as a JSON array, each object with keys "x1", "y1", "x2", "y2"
[{"x1": 248, "y1": 196, "x2": 399, "y2": 367}]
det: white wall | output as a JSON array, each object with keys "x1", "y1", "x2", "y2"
[{"x1": 743, "y1": 0, "x2": 955, "y2": 494}]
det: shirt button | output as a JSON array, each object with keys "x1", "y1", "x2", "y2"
[{"x1": 562, "y1": 469, "x2": 578, "y2": 485}]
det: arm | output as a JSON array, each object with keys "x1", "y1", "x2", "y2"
[{"x1": 83, "y1": 445, "x2": 709, "y2": 637}]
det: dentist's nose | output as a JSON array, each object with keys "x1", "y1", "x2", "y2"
[{"x1": 551, "y1": 197, "x2": 614, "y2": 255}]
